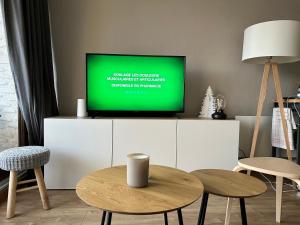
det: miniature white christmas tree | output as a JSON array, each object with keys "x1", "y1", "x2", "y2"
[{"x1": 198, "y1": 86, "x2": 216, "y2": 118}]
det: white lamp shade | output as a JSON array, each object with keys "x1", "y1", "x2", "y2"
[{"x1": 242, "y1": 20, "x2": 300, "y2": 64}]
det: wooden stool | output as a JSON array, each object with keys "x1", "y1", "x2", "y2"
[
  {"x1": 191, "y1": 169, "x2": 267, "y2": 225},
  {"x1": 0, "y1": 146, "x2": 50, "y2": 218}
]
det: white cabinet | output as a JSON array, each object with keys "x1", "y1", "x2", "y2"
[
  {"x1": 44, "y1": 117, "x2": 239, "y2": 189},
  {"x1": 112, "y1": 119, "x2": 177, "y2": 167},
  {"x1": 44, "y1": 118, "x2": 112, "y2": 189},
  {"x1": 177, "y1": 120, "x2": 239, "y2": 172}
]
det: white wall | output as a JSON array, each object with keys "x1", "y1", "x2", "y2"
[
  {"x1": 236, "y1": 116, "x2": 272, "y2": 157},
  {"x1": 48, "y1": 0, "x2": 300, "y2": 117},
  {"x1": 0, "y1": 11, "x2": 18, "y2": 151}
]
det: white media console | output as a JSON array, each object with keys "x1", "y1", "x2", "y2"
[{"x1": 44, "y1": 117, "x2": 240, "y2": 189}]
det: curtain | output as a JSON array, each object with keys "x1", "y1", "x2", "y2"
[{"x1": 1, "y1": 0, "x2": 59, "y2": 145}]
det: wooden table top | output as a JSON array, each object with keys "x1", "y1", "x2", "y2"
[
  {"x1": 191, "y1": 169, "x2": 267, "y2": 198},
  {"x1": 239, "y1": 157, "x2": 300, "y2": 179},
  {"x1": 76, "y1": 165, "x2": 203, "y2": 215},
  {"x1": 274, "y1": 98, "x2": 300, "y2": 104}
]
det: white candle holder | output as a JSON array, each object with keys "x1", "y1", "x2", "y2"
[
  {"x1": 127, "y1": 153, "x2": 150, "y2": 188},
  {"x1": 77, "y1": 99, "x2": 87, "y2": 118}
]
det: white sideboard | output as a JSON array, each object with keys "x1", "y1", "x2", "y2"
[
  {"x1": 44, "y1": 117, "x2": 239, "y2": 189},
  {"x1": 177, "y1": 120, "x2": 240, "y2": 172},
  {"x1": 113, "y1": 119, "x2": 177, "y2": 167},
  {"x1": 44, "y1": 118, "x2": 113, "y2": 189}
]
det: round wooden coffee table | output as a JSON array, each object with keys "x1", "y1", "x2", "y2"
[
  {"x1": 76, "y1": 165, "x2": 203, "y2": 225},
  {"x1": 191, "y1": 169, "x2": 267, "y2": 225}
]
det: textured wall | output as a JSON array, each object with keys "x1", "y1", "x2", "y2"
[
  {"x1": 49, "y1": 0, "x2": 300, "y2": 117},
  {"x1": 0, "y1": 11, "x2": 18, "y2": 151}
]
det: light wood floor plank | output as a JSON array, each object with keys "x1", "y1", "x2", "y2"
[{"x1": 0, "y1": 187, "x2": 300, "y2": 225}]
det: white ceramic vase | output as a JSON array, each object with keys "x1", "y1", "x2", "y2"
[
  {"x1": 77, "y1": 99, "x2": 87, "y2": 118},
  {"x1": 127, "y1": 153, "x2": 150, "y2": 188}
]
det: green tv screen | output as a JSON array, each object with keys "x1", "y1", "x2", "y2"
[{"x1": 86, "y1": 54, "x2": 185, "y2": 113}]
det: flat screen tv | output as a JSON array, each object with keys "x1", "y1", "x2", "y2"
[{"x1": 86, "y1": 53, "x2": 185, "y2": 116}]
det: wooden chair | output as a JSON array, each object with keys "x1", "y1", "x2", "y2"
[{"x1": 227, "y1": 157, "x2": 300, "y2": 223}]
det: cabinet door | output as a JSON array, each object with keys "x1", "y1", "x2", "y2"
[
  {"x1": 177, "y1": 120, "x2": 239, "y2": 172},
  {"x1": 113, "y1": 119, "x2": 177, "y2": 167},
  {"x1": 44, "y1": 118, "x2": 112, "y2": 189}
]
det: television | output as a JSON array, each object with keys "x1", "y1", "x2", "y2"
[{"x1": 86, "y1": 53, "x2": 185, "y2": 116}]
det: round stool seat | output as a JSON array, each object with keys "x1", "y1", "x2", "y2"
[
  {"x1": 0, "y1": 146, "x2": 50, "y2": 171},
  {"x1": 191, "y1": 169, "x2": 267, "y2": 198}
]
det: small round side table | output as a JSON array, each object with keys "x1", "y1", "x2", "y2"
[
  {"x1": 191, "y1": 169, "x2": 267, "y2": 225},
  {"x1": 76, "y1": 165, "x2": 204, "y2": 225}
]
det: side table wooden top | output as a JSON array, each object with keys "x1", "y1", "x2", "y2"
[
  {"x1": 191, "y1": 169, "x2": 267, "y2": 198},
  {"x1": 76, "y1": 165, "x2": 203, "y2": 215},
  {"x1": 274, "y1": 98, "x2": 300, "y2": 104},
  {"x1": 239, "y1": 157, "x2": 300, "y2": 179}
]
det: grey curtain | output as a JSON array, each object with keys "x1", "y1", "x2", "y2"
[{"x1": 1, "y1": 0, "x2": 59, "y2": 145}]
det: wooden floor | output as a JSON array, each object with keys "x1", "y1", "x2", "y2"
[{"x1": 1, "y1": 187, "x2": 300, "y2": 225}]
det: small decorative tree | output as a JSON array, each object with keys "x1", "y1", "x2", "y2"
[{"x1": 198, "y1": 86, "x2": 216, "y2": 118}]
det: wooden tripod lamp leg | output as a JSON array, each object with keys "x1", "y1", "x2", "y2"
[
  {"x1": 249, "y1": 63, "x2": 271, "y2": 158},
  {"x1": 271, "y1": 63, "x2": 292, "y2": 160}
]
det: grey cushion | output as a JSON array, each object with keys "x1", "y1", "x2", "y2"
[{"x1": 0, "y1": 146, "x2": 50, "y2": 171}]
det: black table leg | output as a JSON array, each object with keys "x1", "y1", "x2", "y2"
[
  {"x1": 101, "y1": 211, "x2": 107, "y2": 225},
  {"x1": 106, "y1": 212, "x2": 112, "y2": 225},
  {"x1": 197, "y1": 192, "x2": 209, "y2": 225},
  {"x1": 177, "y1": 209, "x2": 184, "y2": 225},
  {"x1": 164, "y1": 212, "x2": 168, "y2": 225},
  {"x1": 297, "y1": 126, "x2": 300, "y2": 165},
  {"x1": 240, "y1": 198, "x2": 248, "y2": 225},
  {"x1": 272, "y1": 146, "x2": 277, "y2": 158}
]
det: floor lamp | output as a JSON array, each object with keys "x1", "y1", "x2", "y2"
[
  {"x1": 224, "y1": 20, "x2": 300, "y2": 225},
  {"x1": 242, "y1": 20, "x2": 300, "y2": 160}
]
